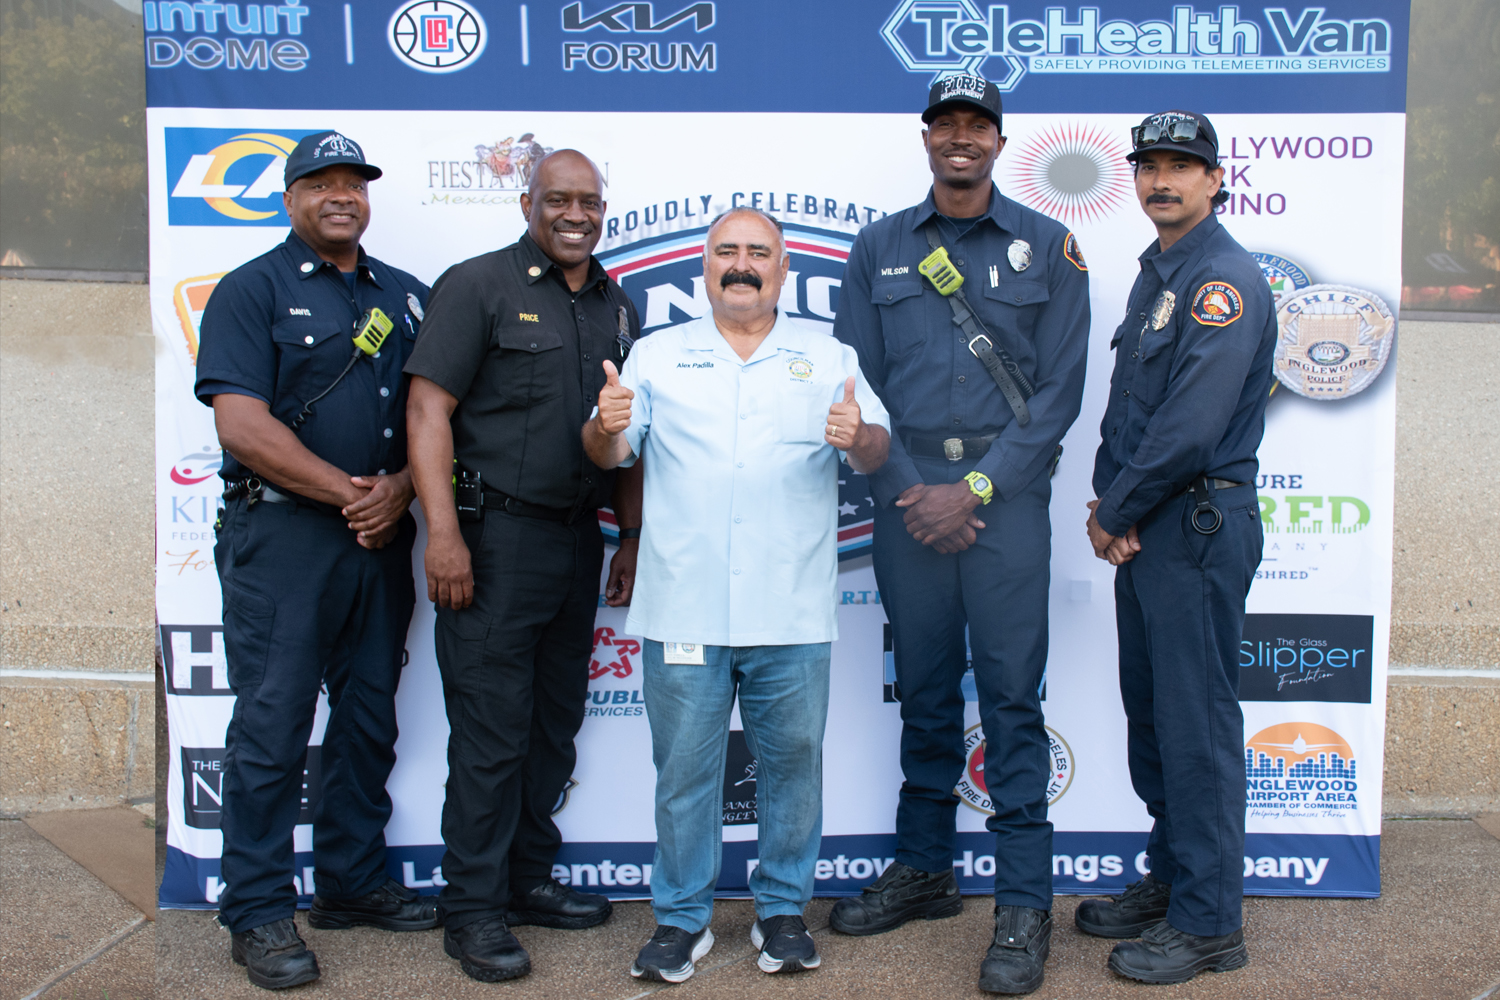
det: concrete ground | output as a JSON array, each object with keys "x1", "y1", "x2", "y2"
[{"x1": 141, "y1": 820, "x2": 1500, "y2": 1000}]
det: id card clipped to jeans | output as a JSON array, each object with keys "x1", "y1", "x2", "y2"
[{"x1": 663, "y1": 642, "x2": 706, "y2": 665}]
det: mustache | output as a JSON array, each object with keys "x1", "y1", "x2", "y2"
[
  {"x1": 1146, "y1": 193, "x2": 1183, "y2": 205},
  {"x1": 720, "y1": 270, "x2": 762, "y2": 290}
]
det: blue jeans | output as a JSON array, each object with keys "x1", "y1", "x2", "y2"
[{"x1": 642, "y1": 640, "x2": 831, "y2": 932}]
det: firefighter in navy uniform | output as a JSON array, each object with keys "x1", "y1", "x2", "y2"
[
  {"x1": 195, "y1": 131, "x2": 435, "y2": 991},
  {"x1": 831, "y1": 77, "x2": 1090, "y2": 996},
  {"x1": 1077, "y1": 110, "x2": 1276, "y2": 986}
]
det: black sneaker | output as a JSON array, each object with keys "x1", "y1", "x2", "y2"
[
  {"x1": 1108, "y1": 920, "x2": 1249, "y2": 984},
  {"x1": 443, "y1": 916, "x2": 531, "y2": 983},
  {"x1": 630, "y1": 924, "x2": 715, "y2": 983},
  {"x1": 506, "y1": 877, "x2": 613, "y2": 929},
  {"x1": 1074, "y1": 873, "x2": 1171, "y2": 938},
  {"x1": 751, "y1": 914, "x2": 821, "y2": 974},
  {"x1": 828, "y1": 861, "x2": 963, "y2": 936},
  {"x1": 308, "y1": 878, "x2": 440, "y2": 931},
  {"x1": 229, "y1": 917, "x2": 320, "y2": 990},
  {"x1": 978, "y1": 905, "x2": 1051, "y2": 995}
]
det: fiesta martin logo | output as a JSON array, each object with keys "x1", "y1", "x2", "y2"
[{"x1": 389, "y1": 0, "x2": 487, "y2": 73}]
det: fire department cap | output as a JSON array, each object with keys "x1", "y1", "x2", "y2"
[
  {"x1": 923, "y1": 73, "x2": 1002, "y2": 127},
  {"x1": 1125, "y1": 110, "x2": 1221, "y2": 167},
  {"x1": 284, "y1": 131, "x2": 383, "y2": 187}
]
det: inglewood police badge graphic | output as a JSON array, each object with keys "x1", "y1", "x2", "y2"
[
  {"x1": 956, "y1": 723, "x2": 1073, "y2": 813},
  {"x1": 1273, "y1": 284, "x2": 1395, "y2": 400},
  {"x1": 1252, "y1": 252, "x2": 1312, "y2": 305}
]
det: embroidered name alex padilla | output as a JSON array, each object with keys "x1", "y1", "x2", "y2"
[{"x1": 677, "y1": 361, "x2": 715, "y2": 369}]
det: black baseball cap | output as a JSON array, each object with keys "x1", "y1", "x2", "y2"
[
  {"x1": 923, "y1": 73, "x2": 1002, "y2": 127},
  {"x1": 284, "y1": 130, "x2": 382, "y2": 187},
  {"x1": 1125, "y1": 110, "x2": 1220, "y2": 167}
]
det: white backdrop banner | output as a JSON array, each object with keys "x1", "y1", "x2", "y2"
[{"x1": 151, "y1": 0, "x2": 1409, "y2": 908}]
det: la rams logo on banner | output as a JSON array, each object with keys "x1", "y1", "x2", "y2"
[
  {"x1": 165, "y1": 128, "x2": 323, "y2": 226},
  {"x1": 598, "y1": 221, "x2": 876, "y2": 559}
]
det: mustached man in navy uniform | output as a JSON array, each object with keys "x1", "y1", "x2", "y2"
[
  {"x1": 831, "y1": 76, "x2": 1091, "y2": 995},
  {"x1": 195, "y1": 131, "x2": 435, "y2": 990},
  {"x1": 1076, "y1": 110, "x2": 1275, "y2": 985}
]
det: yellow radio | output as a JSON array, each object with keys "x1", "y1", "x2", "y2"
[
  {"x1": 917, "y1": 245, "x2": 964, "y2": 297},
  {"x1": 352, "y1": 307, "x2": 394, "y2": 356}
]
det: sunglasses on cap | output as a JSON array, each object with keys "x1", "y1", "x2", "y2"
[{"x1": 1131, "y1": 118, "x2": 1205, "y2": 149}]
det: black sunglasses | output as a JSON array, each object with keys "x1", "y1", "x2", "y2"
[{"x1": 1131, "y1": 119, "x2": 1202, "y2": 149}]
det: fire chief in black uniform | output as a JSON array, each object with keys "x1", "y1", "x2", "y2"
[
  {"x1": 405, "y1": 149, "x2": 643, "y2": 983},
  {"x1": 196, "y1": 131, "x2": 436, "y2": 991}
]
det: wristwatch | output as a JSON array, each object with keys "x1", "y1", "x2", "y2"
[{"x1": 963, "y1": 471, "x2": 994, "y2": 505}]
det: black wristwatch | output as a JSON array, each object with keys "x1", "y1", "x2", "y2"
[{"x1": 618, "y1": 527, "x2": 641, "y2": 540}]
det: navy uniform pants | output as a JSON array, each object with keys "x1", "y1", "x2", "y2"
[
  {"x1": 873, "y1": 457, "x2": 1053, "y2": 912},
  {"x1": 214, "y1": 496, "x2": 416, "y2": 933},
  {"x1": 433, "y1": 509, "x2": 603, "y2": 931},
  {"x1": 1114, "y1": 484, "x2": 1261, "y2": 938}
]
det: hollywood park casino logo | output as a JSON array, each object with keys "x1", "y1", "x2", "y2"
[{"x1": 597, "y1": 222, "x2": 876, "y2": 559}]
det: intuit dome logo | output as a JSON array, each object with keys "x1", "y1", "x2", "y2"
[
  {"x1": 1245, "y1": 722, "x2": 1361, "y2": 819},
  {"x1": 599, "y1": 222, "x2": 877, "y2": 558},
  {"x1": 881, "y1": 4, "x2": 1394, "y2": 90}
]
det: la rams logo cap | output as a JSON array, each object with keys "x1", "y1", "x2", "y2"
[
  {"x1": 923, "y1": 73, "x2": 1002, "y2": 127},
  {"x1": 284, "y1": 130, "x2": 383, "y2": 187}
]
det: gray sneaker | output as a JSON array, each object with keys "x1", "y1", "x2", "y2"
[{"x1": 630, "y1": 924, "x2": 715, "y2": 983}]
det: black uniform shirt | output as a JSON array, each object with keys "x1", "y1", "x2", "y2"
[
  {"x1": 195, "y1": 230, "x2": 429, "y2": 490},
  {"x1": 403, "y1": 232, "x2": 640, "y2": 512},
  {"x1": 1090, "y1": 212, "x2": 1277, "y2": 537}
]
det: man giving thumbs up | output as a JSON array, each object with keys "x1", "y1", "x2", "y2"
[{"x1": 582, "y1": 207, "x2": 889, "y2": 984}]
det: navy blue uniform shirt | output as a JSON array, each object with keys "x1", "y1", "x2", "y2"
[
  {"x1": 834, "y1": 186, "x2": 1091, "y2": 506},
  {"x1": 1090, "y1": 212, "x2": 1276, "y2": 537},
  {"x1": 195, "y1": 230, "x2": 429, "y2": 490}
]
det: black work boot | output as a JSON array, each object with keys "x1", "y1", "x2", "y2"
[
  {"x1": 506, "y1": 877, "x2": 612, "y2": 929},
  {"x1": 828, "y1": 861, "x2": 963, "y2": 936},
  {"x1": 229, "y1": 917, "x2": 320, "y2": 990},
  {"x1": 308, "y1": 878, "x2": 439, "y2": 931},
  {"x1": 1074, "y1": 873, "x2": 1171, "y2": 938},
  {"x1": 978, "y1": 905, "x2": 1051, "y2": 995},
  {"x1": 1108, "y1": 920, "x2": 1249, "y2": 984},
  {"x1": 443, "y1": 915, "x2": 532, "y2": 982}
]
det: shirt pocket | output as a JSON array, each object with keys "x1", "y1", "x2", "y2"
[
  {"x1": 491, "y1": 324, "x2": 565, "y2": 406},
  {"x1": 871, "y1": 279, "x2": 927, "y2": 360},
  {"x1": 980, "y1": 279, "x2": 1050, "y2": 344},
  {"x1": 1132, "y1": 328, "x2": 1176, "y2": 412},
  {"x1": 270, "y1": 318, "x2": 351, "y2": 402},
  {"x1": 777, "y1": 381, "x2": 829, "y2": 445}
]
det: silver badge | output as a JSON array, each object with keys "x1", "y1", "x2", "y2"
[
  {"x1": 406, "y1": 292, "x2": 424, "y2": 322},
  {"x1": 1151, "y1": 290, "x2": 1176, "y2": 330},
  {"x1": 1007, "y1": 240, "x2": 1032, "y2": 272}
]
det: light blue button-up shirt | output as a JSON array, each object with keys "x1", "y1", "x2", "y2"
[{"x1": 618, "y1": 311, "x2": 891, "y2": 647}]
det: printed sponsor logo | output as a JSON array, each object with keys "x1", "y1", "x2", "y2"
[
  {"x1": 722, "y1": 730, "x2": 758, "y2": 825},
  {"x1": 165, "y1": 129, "x2": 324, "y2": 226},
  {"x1": 1252, "y1": 252, "x2": 1312, "y2": 305},
  {"x1": 585, "y1": 626, "x2": 645, "y2": 717},
  {"x1": 1274, "y1": 284, "x2": 1396, "y2": 400},
  {"x1": 173, "y1": 273, "x2": 226, "y2": 361},
  {"x1": 422, "y1": 134, "x2": 555, "y2": 207},
  {"x1": 880, "y1": 3, "x2": 1392, "y2": 91},
  {"x1": 1245, "y1": 721, "x2": 1361, "y2": 818},
  {"x1": 598, "y1": 221, "x2": 876, "y2": 558},
  {"x1": 561, "y1": 2, "x2": 716, "y2": 73},
  {"x1": 143, "y1": 0, "x2": 312, "y2": 73},
  {"x1": 955, "y1": 722, "x2": 1073, "y2": 813},
  {"x1": 1004, "y1": 122, "x2": 1132, "y2": 224},
  {"x1": 170, "y1": 449, "x2": 224, "y2": 486},
  {"x1": 181, "y1": 746, "x2": 321, "y2": 828},
  {"x1": 1240, "y1": 614, "x2": 1374, "y2": 703},
  {"x1": 161, "y1": 625, "x2": 231, "y2": 695},
  {"x1": 389, "y1": 0, "x2": 487, "y2": 73}
]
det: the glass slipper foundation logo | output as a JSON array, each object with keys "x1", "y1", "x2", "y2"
[
  {"x1": 597, "y1": 221, "x2": 877, "y2": 559},
  {"x1": 143, "y1": 1, "x2": 311, "y2": 72},
  {"x1": 165, "y1": 129, "x2": 325, "y2": 226},
  {"x1": 880, "y1": 3, "x2": 1394, "y2": 91}
]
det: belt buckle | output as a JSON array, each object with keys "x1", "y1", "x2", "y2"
[{"x1": 942, "y1": 437, "x2": 964, "y2": 462}]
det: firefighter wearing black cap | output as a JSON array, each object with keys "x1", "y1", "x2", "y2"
[
  {"x1": 831, "y1": 76, "x2": 1090, "y2": 995},
  {"x1": 1076, "y1": 110, "x2": 1276, "y2": 985},
  {"x1": 195, "y1": 130, "x2": 435, "y2": 990}
]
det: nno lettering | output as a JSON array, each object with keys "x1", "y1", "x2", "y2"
[
  {"x1": 562, "y1": 2, "x2": 715, "y2": 72},
  {"x1": 144, "y1": 0, "x2": 311, "y2": 72}
]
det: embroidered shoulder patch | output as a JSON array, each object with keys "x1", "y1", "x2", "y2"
[
  {"x1": 1063, "y1": 232, "x2": 1087, "y2": 272},
  {"x1": 1190, "y1": 281, "x2": 1243, "y2": 327}
]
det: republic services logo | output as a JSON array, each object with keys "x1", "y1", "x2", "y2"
[
  {"x1": 165, "y1": 128, "x2": 323, "y2": 226},
  {"x1": 389, "y1": 0, "x2": 487, "y2": 73}
]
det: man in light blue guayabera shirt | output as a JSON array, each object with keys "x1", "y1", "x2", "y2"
[{"x1": 583, "y1": 207, "x2": 891, "y2": 984}]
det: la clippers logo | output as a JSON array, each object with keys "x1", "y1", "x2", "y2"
[{"x1": 389, "y1": 0, "x2": 487, "y2": 73}]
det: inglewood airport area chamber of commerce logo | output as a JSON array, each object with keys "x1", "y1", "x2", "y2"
[
  {"x1": 956, "y1": 723, "x2": 1074, "y2": 813},
  {"x1": 598, "y1": 221, "x2": 878, "y2": 557},
  {"x1": 1244, "y1": 721, "x2": 1360, "y2": 818}
]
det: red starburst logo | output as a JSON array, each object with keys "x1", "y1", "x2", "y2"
[{"x1": 1005, "y1": 122, "x2": 1133, "y2": 225}]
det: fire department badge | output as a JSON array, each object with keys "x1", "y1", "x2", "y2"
[
  {"x1": 1190, "y1": 281, "x2": 1244, "y2": 327},
  {"x1": 1063, "y1": 233, "x2": 1087, "y2": 272},
  {"x1": 1273, "y1": 284, "x2": 1395, "y2": 400},
  {"x1": 1150, "y1": 289, "x2": 1176, "y2": 331},
  {"x1": 1007, "y1": 240, "x2": 1032, "y2": 272}
]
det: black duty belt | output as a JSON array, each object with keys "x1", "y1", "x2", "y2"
[
  {"x1": 921, "y1": 222, "x2": 1034, "y2": 427},
  {"x1": 483, "y1": 488, "x2": 573, "y2": 522},
  {"x1": 905, "y1": 432, "x2": 999, "y2": 462},
  {"x1": 223, "y1": 477, "x2": 299, "y2": 507}
]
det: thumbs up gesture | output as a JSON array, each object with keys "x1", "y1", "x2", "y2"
[
  {"x1": 825, "y1": 375, "x2": 863, "y2": 449},
  {"x1": 598, "y1": 359, "x2": 634, "y2": 435}
]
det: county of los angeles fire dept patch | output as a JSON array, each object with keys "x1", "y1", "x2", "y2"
[
  {"x1": 1063, "y1": 232, "x2": 1087, "y2": 271},
  {"x1": 1190, "y1": 281, "x2": 1243, "y2": 327}
]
